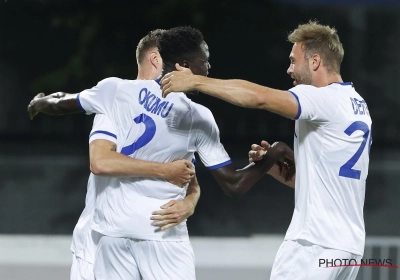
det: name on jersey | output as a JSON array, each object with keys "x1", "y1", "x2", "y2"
[
  {"x1": 350, "y1": 97, "x2": 369, "y2": 115},
  {"x1": 138, "y1": 88, "x2": 174, "y2": 118}
]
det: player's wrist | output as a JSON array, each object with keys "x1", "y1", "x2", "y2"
[
  {"x1": 193, "y1": 75, "x2": 205, "y2": 91},
  {"x1": 185, "y1": 200, "x2": 195, "y2": 216},
  {"x1": 33, "y1": 99, "x2": 47, "y2": 113},
  {"x1": 157, "y1": 162, "x2": 171, "y2": 179}
]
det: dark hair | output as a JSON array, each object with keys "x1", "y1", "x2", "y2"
[
  {"x1": 158, "y1": 26, "x2": 204, "y2": 68},
  {"x1": 136, "y1": 29, "x2": 165, "y2": 65}
]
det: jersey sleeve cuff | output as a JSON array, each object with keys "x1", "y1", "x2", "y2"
[
  {"x1": 207, "y1": 159, "x2": 232, "y2": 170},
  {"x1": 89, "y1": 130, "x2": 117, "y2": 144},
  {"x1": 77, "y1": 93, "x2": 89, "y2": 115},
  {"x1": 288, "y1": 90, "x2": 302, "y2": 120}
]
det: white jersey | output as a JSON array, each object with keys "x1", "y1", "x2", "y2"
[
  {"x1": 286, "y1": 82, "x2": 372, "y2": 256},
  {"x1": 70, "y1": 115, "x2": 116, "y2": 264},
  {"x1": 77, "y1": 77, "x2": 231, "y2": 241}
]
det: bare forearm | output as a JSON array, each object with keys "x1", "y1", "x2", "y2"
[
  {"x1": 212, "y1": 153, "x2": 279, "y2": 197},
  {"x1": 267, "y1": 164, "x2": 296, "y2": 188},
  {"x1": 226, "y1": 163, "x2": 272, "y2": 197},
  {"x1": 192, "y1": 76, "x2": 296, "y2": 119},
  {"x1": 212, "y1": 142, "x2": 292, "y2": 197},
  {"x1": 193, "y1": 76, "x2": 264, "y2": 107},
  {"x1": 32, "y1": 93, "x2": 82, "y2": 115},
  {"x1": 184, "y1": 177, "x2": 201, "y2": 216},
  {"x1": 90, "y1": 151, "x2": 166, "y2": 178}
]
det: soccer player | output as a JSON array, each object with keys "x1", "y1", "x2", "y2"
[
  {"x1": 161, "y1": 21, "x2": 372, "y2": 280},
  {"x1": 28, "y1": 29, "x2": 199, "y2": 280},
  {"x1": 74, "y1": 26, "x2": 294, "y2": 280}
]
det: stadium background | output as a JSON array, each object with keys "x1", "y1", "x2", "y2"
[{"x1": 0, "y1": 0, "x2": 399, "y2": 279}]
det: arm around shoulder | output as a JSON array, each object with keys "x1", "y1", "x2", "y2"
[{"x1": 193, "y1": 77, "x2": 299, "y2": 119}]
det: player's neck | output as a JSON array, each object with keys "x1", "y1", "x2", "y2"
[
  {"x1": 312, "y1": 72, "x2": 343, "y2": 87},
  {"x1": 136, "y1": 66, "x2": 159, "y2": 80},
  {"x1": 161, "y1": 63, "x2": 179, "y2": 76}
]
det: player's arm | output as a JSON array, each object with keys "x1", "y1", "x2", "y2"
[
  {"x1": 150, "y1": 175, "x2": 201, "y2": 231},
  {"x1": 28, "y1": 77, "x2": 122, "y2": 120},
  {"x1": 89, "y1": 139, "x2": 195, "y2": 187},
  {"x1": 161, "y1": 64, "x2": 299, "y2": 119},
  {"x1": 28, "y1": 92, "x2": 82, "y2": 119},
  {"x1": 210, "y1": 142, "x2": 294, "y2": 197},
  {"x1": 249, "y1": 140, "x2": 296, "y2": 188},
  {"x1": 267, "y1": 164, "x2": 296, "y2": 188}
]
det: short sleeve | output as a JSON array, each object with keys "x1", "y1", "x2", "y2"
[
  {"x1": 78, "y1": 77, "x2": 124, "y2": 115},
  {"x1": 89, "y1": 114, "x2": 117, "y2": 144},
  {"x1": 192, "y1": 105, "x2": 231, "y2": 170},
  {"x1": 288, "y1": 85, "x2": 335, "y2": 123}
]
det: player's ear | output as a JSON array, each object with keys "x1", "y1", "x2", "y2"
[
  {"x1": 182, "y1": 60, "x2": 190, "y2": 68},
  {"x1": 150, "y1": 51, "x2": 162, "y2": 68},
  {"x1": 310, "y1": 54, "x2": 321, "y2": 71}
]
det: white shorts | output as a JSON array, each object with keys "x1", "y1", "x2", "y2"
[
  {"x1": 270, "y1": 240, "x2": 362, "y2": 280},
  {"x1": 70, "y1": 253, "x2": 94, "y2": 280},
  {"x1": 94, "y1": 236, "x2": 196, "y2": 280}
]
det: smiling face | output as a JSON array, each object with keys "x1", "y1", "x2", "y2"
[
  {"x1": 287, "y1": 42, "x2": 312, "y2": 86},
  {"x1": 187, "y1": 41, "x2": 211, "y2": 77}
]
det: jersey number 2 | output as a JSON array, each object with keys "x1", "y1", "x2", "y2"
[
  {"x1": 121, "y1": 113, "x2": 156, "y2": 156},
  {"x1": 339, "y1": 121, "x2": 371, "y2": 180}
]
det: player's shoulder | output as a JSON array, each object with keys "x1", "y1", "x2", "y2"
[
  {"x1": 289, "y1": 84, "x2": 321, "y2": 94},
  {"x1": 127, "y1": 79, "x2": 159, "y2": 85},
  {"x1": 290, "y1": 84, "x2": 343, "y2": 101},
  {"x1": 291, "y1": 84, "x2": 314, "y2": 90},
  {"x1": 97, "y1": 77, "x2": 162, "y2": 88},
  {"x1": 97, "y1": 77, "x2": 126, "y2": 86},
  {"x1": 189, "y1": 100, "x2": 214, "y2": 121},
  {"x1": 121, "y1": 79, "x2": 161, "y2": 90}
]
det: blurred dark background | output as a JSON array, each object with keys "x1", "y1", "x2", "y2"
[{"x1": 0, "y1": 0, "x2": 399, "y2": 237}]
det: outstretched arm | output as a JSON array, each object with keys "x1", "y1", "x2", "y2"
[
  {"x1": 28, "y1": 92, "x2": 82, "y2": 119},
  {"x1": 89, "y1": 139, "x2": 195, "y2": 187},
  {"x1": 150, "y1": 175, "x2": 201, "y2": 231},
  {"x1": 210, "y1": 142, "x2": 294, "y2": 197},
  {"x1": 161, "y1": 64, "x2": 299, "y2": 119}
]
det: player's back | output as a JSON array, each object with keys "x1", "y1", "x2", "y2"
[
  {"x1": 112, "y1": 80, "x2": 195, "y2": 197},
  {"x1": 78, "y1": 77, "x2": 230, "y2": 240},
  {"x1": 93, "y1": 80, "x2": 199, "y2": 240}
]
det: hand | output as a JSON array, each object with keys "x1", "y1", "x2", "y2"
[
  {"x1": 268, "y1": 142, "x2": 296, "y2": 182},
  {"x1": 163, "y1": 159, "x2": 195, "y2": 187},
  {"x1": 161, "y1": 64, "x2": 195, "y2": 97},
  {"x1": 27, "y1": 92, "x2": 45, "y2": 120},
  {"x1": 248, "y1": 140, "x2": 271, "y2": 163},
  {"x1": 150, "y1": 199, "x2": 194, "y2": 231}
]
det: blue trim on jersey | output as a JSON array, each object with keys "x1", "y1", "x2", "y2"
[
  {"x1": 191, "y1": 158, "x2": 196, "y2": 165},
  {"x1": 154, "y1": 78, "x2": 161, "y2": 86},
  {"x1": 288, "y1": 90, "x2": 302, "y2": 120},
  {"x1": 76, "y1": 93, "x2": 86, "y2": 113},
  {"x1": 330, "y1": 82, "x2": 353, "y2": 86},
  {"x1": 89, "y1": 130, "x2": 117, "y2": 139},
  {"x1": 207, "y1": 160, "x2": 232, "y2": 170},
  {"x1": 294, "y1": 131, "x2": 298, "y2": 138}
]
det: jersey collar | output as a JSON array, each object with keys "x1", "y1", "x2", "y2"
[
  {"x1": 154, "y1": 78, "x2": 161, "y2": 86},
  {"x1": 329, "y1": 82, "x2": 353, "y2": 87}
]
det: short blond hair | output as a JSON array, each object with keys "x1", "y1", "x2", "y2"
[
  {"x1": 136, "y1": 29, "x2": 166, "y2": 65},
  {"x1": 288, "y1": 20, "x2": 344, "y2": 73}
]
